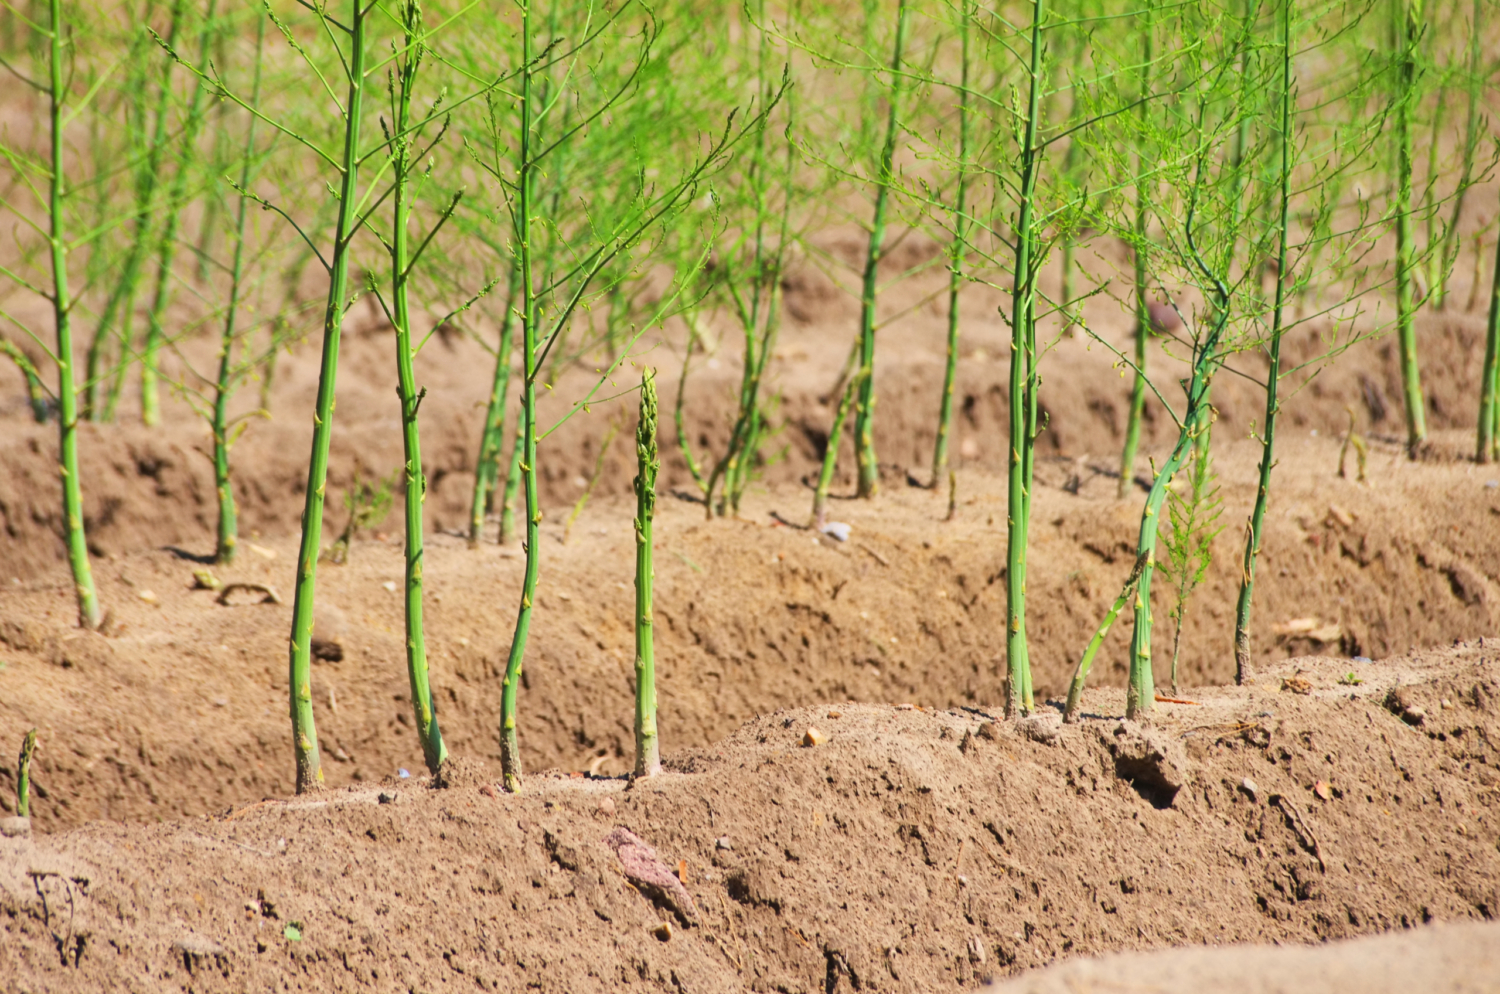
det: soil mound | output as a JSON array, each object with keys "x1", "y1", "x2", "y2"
[
  {"x1": 2, "y1": 645, "x2": 1497, "y2": 992},
  {"x1": 987, "y1": 920, "x2": 1500, "y2": 994}
]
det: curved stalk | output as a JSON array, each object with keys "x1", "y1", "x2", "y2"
[
  {"x1": 2, "y1": 340, "x2": 48, "y2": 423},
  {"x1": 633, "y1": 369, "x2": 660, "y2": 777},
  {"x1": 1064, "y1": 554, "x2": 1146, "y2": 721}
]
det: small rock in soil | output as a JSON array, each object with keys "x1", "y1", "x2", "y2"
[{"x1": 802, "y1": 727, "x2": 827, "y2": 747}]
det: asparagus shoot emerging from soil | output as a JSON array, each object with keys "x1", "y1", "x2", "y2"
[
  {"x1": 634, "y1": 368, "x2": 661, "y2": 777},
  {"x1": 1005, "y1": 0, "x2": 1048, "y2": 716},
  {"x1": 812, "y1": 373, "x2": 861, "y2": 528},
  {"x1": 1064, "y1": 554, "x2": 1146, "y2": 722},
  {"x1": 852, "y1": 0, "x2": 909, "y2": 499},
  {"x1": 1234, "y1": 2, "x2": 1295, "y2": 681},
  {"x1": 1392, "y1": 0, "x2": 1426, "y2": 458},
  {"x1": 931, "y1": 1, "x2": 971, "y2": 489},
  {"x1": 384, "y1": 0, "x2": 447, "y2": 776},
  {"x1": 285, "y1": 0, "x2": 372, "y2": 793},
  {"x1": 16, "y1": 728, "x2": 37, "y2": 819},
  {"x1": 45, "y1": 0, "x2": 103, "y2": 630},
  {"x1": 210, "y1": 16, "x2": 268, "y2": 567}
]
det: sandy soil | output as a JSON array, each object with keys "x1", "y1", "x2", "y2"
[
  {"x1": 2, "y1": 644, "x2": 1498, "y2": 992},
  {"x1": 1, "y1": 232, "x2": 1498, "y2": 990}
]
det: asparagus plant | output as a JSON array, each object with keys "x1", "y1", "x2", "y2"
[
  {"x1": 376, "y1": 0, "x2": 453, "y2": 776},
  {"x1": 140, "y1": 0, "x2": 217, "y2": 426},
  {"x1": 1233, "y1": 0, "x2": 1295, "y2": 681},
  {"x1": 633, "y1": 368, "x2": 661, "y2": 777},
  {"x1": 0, "y1": 0, "x2": 110, "y2": 629},
  {"x1": 1480, "y1": 203, "x2": 1500, "y2": 463},
  {"x1": 84, "y1": 0, "x2": 185, "y2": 423},
  {"x1": 468, "y1": 261, "x2": 521, "y2": 546},
  {"x1": 929, "y1": 0, "x2": 972, "y2": 488},
  {"x1": 15, "y1": 728, "x2": 36, "y2": 819},
  {"x1": 1117, "y1": 0, "x2": 1156, "y2": 499},
  {"x1": 1391, "y1": 0, "x2": 1426, "y2": 457},
  {"x1": 1, "y1": 339, "x2": 48, "y2": 422},
  {"x1": 1003, "y1": 0, "x2": 1048, "y2": 715},
  {"x1": 851, "y1": 0, "x2": 909, "y2": 499}
]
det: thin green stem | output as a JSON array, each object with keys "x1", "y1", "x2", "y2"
[
  {"x1": 501, "y1": 0, "x2": 538, "y2": 793},
  {"x1": 932, "y1": 2, "x2": 970, "y2": 488},
  {"x1": 853, "y1": 0, "x2": 909, "y2": 499},
  {"x1": 1234, "y1": 0, "x2": 1294, "y2": 684},
  {"x1": 1393, "y1": 0, "x2": 1425, "y2": 458},
  {"x1": 469, "y1": 261, "x2": 521, "y2": 546}
]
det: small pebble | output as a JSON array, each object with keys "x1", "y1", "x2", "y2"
[
  {"x1": 137, "y1": 589, "x2": 159, "y2": 604},
  {"x1": 382, "y1": 581, "x2": 397, "y2": 593},
  {"x1": 1352, "y1": 656, "x2": 1372, "y2": 664},
  {"x1": 652, "y1": 922, "x2": 672, "y2": 942},
  {"x1": 397, "y1": 768, "x2": 410, "y2": 779},
  {"x1": 715, "y1": 837, "x2": 733, "y2": 851},
  {"x1": 1240, "y1": 778, "x2": 1259, "y2": 800},
  {"x1": 1313, "y1": 780, "x2": 1331, "y2": 801},
  {"x1": 826, "y1": 710, "x2": 842, "y2": 719},
  {"x1": 820, "y1": 521, "x2": 852, "y2": 542},
  {"x1": 802, "y1": 728, "x2": 827, "y2": 747}
]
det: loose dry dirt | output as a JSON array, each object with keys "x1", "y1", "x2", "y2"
[
  {"x1": 3, "y1": 646, "x2": 1499, "y2": 992},
  {"x1": 2, "y1": 234, "x2": 1499, "y2": 990}
]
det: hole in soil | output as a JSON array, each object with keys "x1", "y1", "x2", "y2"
[{"x1": 1113, "y1": 755, "x2": 1180, "y2": 809}]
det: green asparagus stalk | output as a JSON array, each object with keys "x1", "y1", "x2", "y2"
[
  {"x1": 1479, "y1": 206, "x2": 1500, "y2": 463},
  {"x1": 469, "y1": 262, "x2": 522, "y2": 546},
  {"x1": 286, "y1": 0, "x2": 371, "y2": 794},
  {"x1": 633, "y1": 368, "x2": 661, "y2": 777},
  {"x1": 211, "y1": 16, "x2": 266, "y2": 566},
  {"x1": 46, "y1": 0, "x2": 102, "y2": 630},
  {"x1": 931, "y1": 1, "x2": 971, "y2": 488},
  {"x1": 140, "y1": 0, "x2": 217, "y2": 426},
  {"x1": 1064, "y1": 554, "x2": 1146, "y2": 721},
  {"x1": 2, "y1": 340, "x2": 48, "y2": 423},
  {"x1": 387, "y1": 0, "x2": 448, "y2": 776},
  {"x1": 1117, "y1": 0, "x2": 1154, "y2": 499},
  {"x1": 812, "y1": 372, "x2": 860, "y2": 527},
  {"x1": 1005, "y1": 0, "x2": 1047, "y2": 716},
  {"x1": 1392, "y1": 0, "x2": 1426, "y2": 458},
  {"x1": 500, "y1": 0, "x2": 540, "y2": 792},
  {"x1": 499, "y1": 415, "x2": 524, "y2": 544},
  {"x1": 853, "y1": 0, "x2": 909, "y2": 499},
  {"x1": 16, "y1": 728, "x2": 36, "y2": 819},
  {"x1": 1233, "y1": 0, "x2": 1295, "y2": 683}
]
